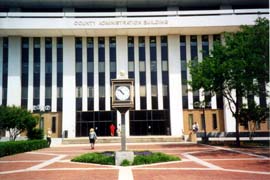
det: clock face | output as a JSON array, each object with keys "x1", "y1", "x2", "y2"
[{"x1": 115, "y1": 86, "x2": 130, "y2": 101}]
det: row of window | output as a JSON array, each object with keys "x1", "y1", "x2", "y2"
[
  {"x1": 188, "y1": 113, "x2": 218, "y2": 131},
  {"x1": 2, "y1": 35, "x2": 265, "y2": 111}
]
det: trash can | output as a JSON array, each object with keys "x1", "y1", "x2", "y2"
[{"x1": 64, "y1": 130, "x2": 68, "y2": 138}]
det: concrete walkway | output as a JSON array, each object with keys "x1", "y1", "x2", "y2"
[{"x1": 0, "y1": 143, "x2": 269, "y2": 180}]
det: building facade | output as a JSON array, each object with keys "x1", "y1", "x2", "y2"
[{"x1": 0, "y1": 0, "x2": 269, "y2": 138}]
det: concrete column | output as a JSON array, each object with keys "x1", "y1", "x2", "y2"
[
  {"x1": 224, "y1": 90, "x2": 236, "y2": 132},
  {"x1": 62, "y1": 36, "x2": 76, "y2": 138},
  {"x1": 156, "y1": 36, "x2": 163, "y2": 110},
  {"x1": 116, "y1": 36, "x2": 128, "y2": 78},
  {"x1": 51, "y1": 37, "x2": 57, "y2": 112},
  {"x1": 82, "y1": 37, "x2": 88, "y2": 111},
  {"x1": 105, "y1": 37, "x2": 111, "y2": 111},
  {"x1": 134, "y1": 36, "x2": 140, "y2": 110},
  {"x1": 39, "y1": 37, "x2": 45, "y2": 108},
  {"x1": 197, "y1": 35, "x2": 205, "y2": 103},
  {"x1": 116, "y1": 35, "x2": 130, "y2": 136},
  {"x1": 168, "y1": 35, "x2": 183, "y2": 136},
  {"x1": 209, "y1": 35, "x2": 217, "y2": 109},
  {"x1": 221, "y1": 34, "x2": 235, "y2": 132},
  {"x1": 145, "y1": 36, "x2": 152, "y2": 110},
  {"x1": 93, "y1": 37, "x2": 99, "y2": 111},
  {"x1": 7, "y1": 36, "x2": 21, "y2": 106},
  {"x1": 0, "y1": 38, "x2": 3, "y2": 105},
  {"x1": 27, "y1": 37, "x2": 33, "y2": 111},
  {"x1": 186, "y1": 36, "x2": 193, "y2": 109}
]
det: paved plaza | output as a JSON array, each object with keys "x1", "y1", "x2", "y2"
[{"x1": 0, "y1": 142, "x2": 269, "y2": 180}]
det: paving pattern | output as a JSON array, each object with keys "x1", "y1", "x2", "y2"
[{"x1": 0, "y1": 143, "x2": 269, "y2": 180}]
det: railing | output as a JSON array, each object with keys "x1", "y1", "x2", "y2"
[{"x1": 0, "y1": 8, "x2": 268, "y2": 18}]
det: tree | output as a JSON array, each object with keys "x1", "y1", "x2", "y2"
[
  {"x1": 239, "y1": 101, "x2": 269, "y2": 140},
  {"x1": 189, "y1": 18, "x2": 269, "y2": 146},
  {"x1": 0, "y1": 106, "x2": 38, "y2": 141}
]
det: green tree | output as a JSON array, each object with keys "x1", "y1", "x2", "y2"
[
  {"x1": 239, "y1": 101, "x2": 269, "y2": 140},
  {"x1": 0, "y1": 106, "x2": 38, "y2": 141},
  {"x1": 189, "y1": 18, "x2": 269, "y2": 146}
]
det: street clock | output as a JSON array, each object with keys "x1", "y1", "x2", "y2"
[{"x1": 111, "y1": 79, "x2": 134, "y2": 112}]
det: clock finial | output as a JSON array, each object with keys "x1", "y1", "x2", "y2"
[{"x1": 119, "y1": 70, "x2": 126, "y2": 79}]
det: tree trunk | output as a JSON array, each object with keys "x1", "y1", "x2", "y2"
[{"x1": 235, "y1": 117, "x2": 240, "y2": 147}]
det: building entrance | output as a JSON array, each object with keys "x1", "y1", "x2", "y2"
[
  {"x1": 76, "y1": 111, "x2": 117, "y2": 137},
  {"x1": 130, "y1": 110, "x2": 170, "y2": 135}
]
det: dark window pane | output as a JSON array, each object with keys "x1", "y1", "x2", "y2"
[
  {"x1": 76, "y1": 98, "x2": 82, "y2": 111},
  {"x1": 52, "y1": 117, "x2": 56, "y2": 133}
]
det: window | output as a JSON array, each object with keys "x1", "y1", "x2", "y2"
[
  {"x1": 201, "y1": 114, "x2": 205, "y2": 130},
  {"x1": 139, "y1": 61, "x2": 146, "y2": 72},
  {"x1": 51, "y1": 117, "x2": 56, "y2": 133},
  {"x1": 76, "y1": 87, "x2": 82, "y2": 98},
  {"x1": 161, "y1": 36, "x2": 168, "y2": 61},
  {"x1": 212, "y1": 114, "x2": 218, "y2": 130},
  {"x1": 188, "y1": 114, "x2": 193, "y2": 130},
  {"x1": 57, "y1": 87, "x2": 62, "y2": 98},
  {"x1": 88, "y1": 87, "x2": 94, "y2": 98},
  {"x1": 255, "y1": 121, "x2": 261, "y2": 130},
  {"x1": 139, "y1": 36, "x2": 145, "y2": 61}
]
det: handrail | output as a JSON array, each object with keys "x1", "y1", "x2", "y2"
[{"x1": 0, "y1": 8, "x2": 268, "y2": 18}]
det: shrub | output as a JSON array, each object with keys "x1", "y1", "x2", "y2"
[
  {"x1": 71, "y1": 151, "x2": 180, "y2": 166},
  {"x1": 132, "y1": 152, "x2": 180, "y2": 165},
  {"x1": 0, "y1": 140, "x2": 49, "y2": 157},
  {"x1": 121, "y1": 159, "x2": 131, "y2": 166},
  {"x1": 27, "y1": 128, "x2": 44, "y2": 140},
  {"x1": 71, "y1": 152, "x2": 115, "y2": 165}
]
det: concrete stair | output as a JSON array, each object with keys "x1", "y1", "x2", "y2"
[{"x1": 62, "y1": 136, "x2": 184, "y2": 144}]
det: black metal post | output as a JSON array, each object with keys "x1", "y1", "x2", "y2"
[
  {"x1": 121, "y1": 112, "x2": 126, "y2": 151},
  {"x1": 202, "y1": 107, "x2": 208, "y2": 143}
]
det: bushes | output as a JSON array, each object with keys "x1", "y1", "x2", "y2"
[
  {"x1": 71, "y1": 151, "x2": 180, "y2": 166},
  {"x1": 0, "y1": 140, "x2": 49, "y2": 157},
  {"x1": 132, "y1": 152, "x2": 180, "y2": 165},
  {"x1": 27, "y1": 128, "x2": 44, "y2": 140},
  {"x1": 71, "y1": 152, "x2": 115, "y2": 165}
]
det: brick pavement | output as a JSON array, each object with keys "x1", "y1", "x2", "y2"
[{"x1": 0, "y1": 143, "x2": 269, "y2": 180}]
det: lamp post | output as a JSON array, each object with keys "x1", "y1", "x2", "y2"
[
  {"x1": 194, "y1": 101, "x2": 209, "y2": 144},
  {"x1": 33, "y1": 105, "x2": 51, "y2": 129}
]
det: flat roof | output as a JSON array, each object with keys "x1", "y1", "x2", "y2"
[{"x1": 0, "y1": 0, "x2": 268, "y2": 9}]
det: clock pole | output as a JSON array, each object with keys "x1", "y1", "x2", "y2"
[
  {"x1": 111, "y1": 78, "x2": 134, "y2": 165},
  {"x1": 121, "y1": 112, "x2": 126, "y2": 151}
]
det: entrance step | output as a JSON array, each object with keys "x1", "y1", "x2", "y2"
[{"x1": 62, "y1": 136, "x2": 185, "y2": 144}]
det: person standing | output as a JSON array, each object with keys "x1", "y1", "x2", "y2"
[
  {"x1": 47, "y1": 128, "x2": 52, "y2": 147},
  {"x1": 89, "y1": 128, "x2": 97, "y2": 149},
  {"x1": 110, "y1": 123, "x2": 116, "y2": 136},
  {"x1": 191, "y1": 122, "x2": 199, "y2": 142}
]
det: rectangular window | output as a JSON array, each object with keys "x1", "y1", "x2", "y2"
[
  {"x1": 190, "y1": 35, "x2": 198, "y2": 60},
  {"x1": 87, "y1": 37, "x2": 94, "y2": 62},
  {"x1": 150, "y1": 36, "x2": 156, "y2": 61},
  {"x1": 139, "y1": 36, "x2": 145, "y2": 61},
  {"x1": 88, "y1": 87, "x2": 94, "y2": 98},
  {"x1": 188, "y1": 114, "x2": 193, "y2": 130},
  {"x1": 139, "y1": 61, "x2": 146, "y2": 72},
  {"x1": 76, "y1": 87, "x2": 82, "y2": 98},
  {"x1": 201, "y1": 114, "x2": 205, "y2": 130},
  {"x1": 161, "y1": 36, "x2": 168, "y2": 60},
  {"x1": 109, "y1": 37, "x2": 116, "y2": 62},
  {"x1": 255, "y1": 121, "x2": 261, "y2": 130},
  {"x1": 51, "y1": 117, "x2": 56, "y2": 133},
  {"x1": 98, "y1": 37, "x2": 105, "y2": 62},
  {"x1": 57, "y1": 87, "x2": 62, "y2": 98},
  {"x1": 99, "y1": 86, "x2": 105, "y2": 97},
  {"x1": 202, "y1": 35, "x2": 209, "y2": 58},
  {"x1": 128, "y1": 36, "x2": 134, "y2": 61},
  {"x1": 212, "y1": 114, "x2": 218, "y2": 130}
]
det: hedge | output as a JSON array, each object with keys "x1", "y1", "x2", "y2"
[{"x1": 0, "y1": 140, "x2": 49, "y2": 157}]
